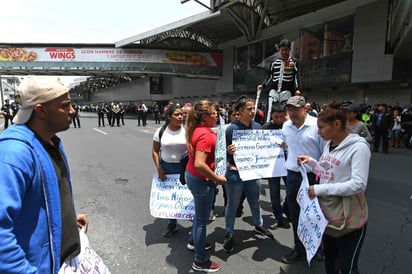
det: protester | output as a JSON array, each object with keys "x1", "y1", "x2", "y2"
[
  {"x1": 345, "y1": 103, "x2": 372, "y2": 143},
  {"x1": 298, "y1": 105, "x2": 370, "y2": 274},
  {"x1": 185, "y1": 100, "x2": 227, "y2": 272},
  {"x1": 390, "y1": 109, "x2": 402, "y2": 148},
  {"x1": 262, "y1": 103, "x2": 289, "y2": 228},
  {"x1": 151, "y1": 104, "x2": 186, "y2": 237},
  {"x1": 0, "y1": 77, "x2": 88, "y2": 273},
  {"x1": 223, "y1": 96, "x2": 274, "y2": 254},
  {"x1": 372, "y1": 103, "x2": 393, "y2": 153},
  {"x1": 220, "y1": 108, "x2": 246, "y2": 217},
  {"x1": 281, "y1": 95, "x2": 325, "y2": 264},
  {"x1": 257, "y1": 38, "x2": 302, "y2": 122}
]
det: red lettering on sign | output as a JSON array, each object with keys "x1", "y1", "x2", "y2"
[{"x1": 45, "y1": 48, "x2": 76, "y2": 59}]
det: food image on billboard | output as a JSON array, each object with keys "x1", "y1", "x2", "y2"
[
  {"x1": 164, "y1": 51, "x2": 210, "y2": 66},
  {"x1": 0, "y1": 48, "x2": 38, "y2": 61}
]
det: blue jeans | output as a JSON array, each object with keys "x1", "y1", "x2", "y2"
[
  {"x1": 185, "y1": 171, "x2": 216, "y2": 263},
  {"x1": 225, "y1": 170, "x2": 263, "y2": 236},
  {"x1": 161, "y1": 160, "x2": 181, "y2": 225},
  {"x1": 286, "y1": 170, "x2": 317, "y2": 254},
  {"x1": 267, "y1": 176, "x2": 287, "y2": 220}
]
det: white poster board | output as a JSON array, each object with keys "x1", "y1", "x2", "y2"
[
  {"x1": 232, "y1": 129, "x2": 287, "y2": 181},
  {"x1": 214, "y1": 125, "x2": 227, "y2": 177},
  {"x1": 149, "y1": 174, "x2": 194, "y2": 220},
  {"x1": 296, "y1": 166, "x2": 328, "y2": 265}
]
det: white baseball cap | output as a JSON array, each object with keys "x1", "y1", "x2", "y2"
[{"x1": 13, "y1": 77, "x2": 69, "y2": 124}]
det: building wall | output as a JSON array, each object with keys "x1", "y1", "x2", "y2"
[
  {"x1": 89, "y1": 76, "x2": 217, "y2": 104},
  {"x1": 351, "y1": 0, "x2": 393, "y2": 83},
  {"x1": 216, "y1": 47, "x2": 234, "y2": 94}
]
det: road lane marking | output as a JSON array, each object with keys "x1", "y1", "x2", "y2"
[{"x1": 93, "y1": 128, "x2": 108, "y2": 135}]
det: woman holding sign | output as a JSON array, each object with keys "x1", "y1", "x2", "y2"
[
  {"x1": 185, "y1": 100, "x2": 227, "y2": 273},
  {"x1": 223, "y1": 96, "x2": 274, "y2": 254},
  {"x1": 152, "y1": 104, "x2": 186, "y2": 237},
  {"x1": 298, "y1": 104, "x2": 370, "y2": 274}
]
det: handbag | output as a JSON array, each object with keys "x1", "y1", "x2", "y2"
[
  {"x1": 59, "y1": 228, "x2": 111, "y2": 274},
  {"x1": 320, "y1": 192, "x2": 368, "y2": 238}
]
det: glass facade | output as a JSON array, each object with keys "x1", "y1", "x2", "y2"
[{"x1": 233, "y1": 15, "x2": 354, "y2": 92}]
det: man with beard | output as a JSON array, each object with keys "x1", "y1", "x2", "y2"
[{"x1": 0, "y1": 77, "x2": 88, "y2": 273}]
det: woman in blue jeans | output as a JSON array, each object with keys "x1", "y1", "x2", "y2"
[
  {"x1": 152, "y1": 104, "x2": 186, "y2": 237},
  {"x1": 185, "y1": 100, "x2": 226, "y2": 273}
]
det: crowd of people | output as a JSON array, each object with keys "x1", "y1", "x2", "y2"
[
  {"x1": 0, "y1": 39, "x2": 411, "y2": 274},
  {"x1": 149, "y1": 90, "x2": 412, "y2": 273}
]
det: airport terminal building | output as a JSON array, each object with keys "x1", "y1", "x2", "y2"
[{"x1": 1, "y1": 0, "x2": 411, "y2": 108}]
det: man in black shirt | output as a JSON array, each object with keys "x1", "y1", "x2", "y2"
[{"x1": 0, "y1": 77, "x2": 88, "y2": 273}]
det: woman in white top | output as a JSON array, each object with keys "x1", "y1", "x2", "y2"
[{"x1": 152, "y1": 104, "x2": 186, "y2": 237}]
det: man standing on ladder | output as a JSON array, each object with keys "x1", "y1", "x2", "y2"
[{"x1": 257, "y1": 39, "x2": 302, "y2": 122}]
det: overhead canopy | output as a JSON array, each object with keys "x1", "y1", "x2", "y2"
[{"x1": 116, "y1": 0, "x2": 347, "y2": 50}]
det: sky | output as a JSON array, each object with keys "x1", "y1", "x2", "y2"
[
  {"x1": 0, "y1": 0, "x2": 210, "y2": 86},
  {"x1": 0, "y1": 0, "x2": 209, "y2": 44}
]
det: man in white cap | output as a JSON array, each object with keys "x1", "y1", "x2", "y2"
[
  {"x1": 0, "y1": 77, "x2": 88, "y2": 273},
  {"x1": 281, "y1": 95, "x2": 325, "y2": 264}
]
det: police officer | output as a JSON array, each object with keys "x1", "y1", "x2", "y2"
[
  {"x1": 10, "y1": 95, "x2": 21, "y2": 121},
  {"x1": 97, "y1": 102, "x2": 106, "y2": 127},
  {"x1": 111, "y1": 101, "x2": 121, "y2": 127},
  {"x1": 105, "y1": 102, "x2": 113, "y2": 125},
  {"x1": 72, "y1": 103, "x2": 81, "y2": 128},
  {"x1": 1, "y1": 99, "x2": 13, "y2": 129},
  {"x1": 119, "y1": 102, "x2": 126, "y2": 125}
]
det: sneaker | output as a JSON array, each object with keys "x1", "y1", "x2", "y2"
[
  {"x1": 209, "y1": 211, "x2": 217, "y2": 221},
  {"x1": 186, "y1": 240, "x2": 213, "y2": 251},
  {"x1": 222, "y1": 234, "x2": 234, "y2": 253},
  {"x1": 270, "y1": 219, "x2": 289, "y2": 229},
  {"x1": 162, "y1": 223, "x2": 177, "y2": 237},
  {"x1": 281, "y1": 251, "x2": 306, "y2": 264},
  {"x1": 192, "y1": 260, "x2": 221, "y2": 272},
  {"x1": 254, "y1": 225, "x2": 274, "y2": 239},
  {"x1": 275, "y1": 219, "x2": 289, "y2": 229}
]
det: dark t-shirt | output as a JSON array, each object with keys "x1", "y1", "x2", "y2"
[{"x1": 41, "y1": 135, "x2": 80, "y2": 265}]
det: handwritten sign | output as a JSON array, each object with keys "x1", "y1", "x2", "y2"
[
  {"x1": 215, "y1": 125, "x2": 227, "y2": 176},
  {"x1": 232, "y1": 129, "x2": 287, "y2": 181},
  {"x1": 149, "y1": 174, "x2": 194, "y2": 220},
  {"x1": 296, "y1": 166, "x2": 328, "y2": 265}
]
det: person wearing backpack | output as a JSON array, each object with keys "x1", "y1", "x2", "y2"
[{"x1": 151, "y1": 105, "x2": 186, "y2": 237}]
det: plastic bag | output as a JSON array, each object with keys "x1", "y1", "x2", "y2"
[{"x1": 59, "y1": 228, "x2": 111, "y2": 274}]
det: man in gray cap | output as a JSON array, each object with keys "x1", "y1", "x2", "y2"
[
  {"x1": 281, "y1": 95, "x2": 326, "y2": 264},
  {"x1": 0, "y1": 77, "x2": 88, "y2": 273}
]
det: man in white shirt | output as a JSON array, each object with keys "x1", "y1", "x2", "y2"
[{"x1": 281, "y1": 96, "x2": 326, "y2": 264}]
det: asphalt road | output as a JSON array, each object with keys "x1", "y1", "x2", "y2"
[{"x1": 2, "y1": 115, "x2": 411, "y2": 273}]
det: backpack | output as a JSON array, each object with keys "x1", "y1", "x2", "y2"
[
  {"x1": 158, "y1": 123, "x2": 188, "y2": 185},
  {"x1": 158, "y1": 123, "x2": 168, "y2": 141},
  {"x1": 179, "y1": 152, "x2": 189, "y2": 185}
]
